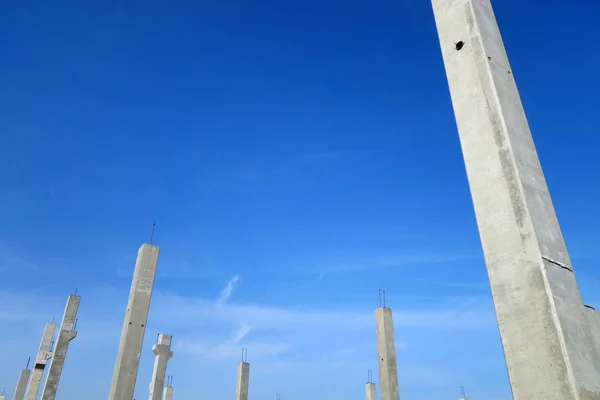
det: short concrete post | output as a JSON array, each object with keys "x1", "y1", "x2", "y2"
[
  {"x1": 12, "y1": 365, "x2": 31, "y2": 400},
  {"x1": 375, "y1": 307, "x2": 399, "y2": 400}
]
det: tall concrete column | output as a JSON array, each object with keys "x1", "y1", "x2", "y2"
[
  {"x1": 375, "y1": 307, "x2": 399, "y2": 400},
  {"x1": 430, "y1": 0, "x2": 600, "y2": 399},
  {"x1": 109, "y1": 243, "x2": 160, "y2": 400},
  {"x1": 148, "y1": 334, "x2": 173, "y2": 400},
  {"x1": 12, "y1": 359, "x2": 31, "y2": 400},
  {"x1": 41, "y1": 294, "x2": 80, "y2": 400},
  {"x1": 24, "y1": 322, "x2": 56, "y2": 400},
  {"x1": 236, "y1": 349, "x2": 250, "y2": 400}
]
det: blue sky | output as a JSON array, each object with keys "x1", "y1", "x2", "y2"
[{"x1": 1, "y1": 0, "x2": 599, "y2": 399}]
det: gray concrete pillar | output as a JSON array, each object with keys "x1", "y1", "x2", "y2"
[
  {"x1": 12, "y1": 368, "x2": 31, "y2": 400},
  {"x1": 236, "y1": 361, "x2": 250, "y2": 400},
  {"x1": 584, "y1": 306, "x2": 600, "y2": 353},
  {"x1": 41, "y1": 294, "x2": 80, "y2": 400},
  {"x1": 108, "y1": 243, "x2": 160, "y2": 400},
  {"x1": 366, "y1": 382, "x2": 376, "y2": 400},
  {"x1": 375, "y1": 307, "x2": 399, "y2": 400},
  {"x1": 24, "y1": 322, "x2": 56, "y2": 400},
  {"x1": 148, "y1": 334, "x2": 173, "y2": 400},
  {"x1": 430, "y1": 0, "x2": 600, "y2": 398},
  {"x1": 163, "y1": 386, "x2": 173, "y2": 400}
]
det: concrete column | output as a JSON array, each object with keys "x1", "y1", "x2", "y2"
[
  {"x1": 109, "y1": 243, "x2": 160, "y2": 400},
  {"x1": 41, "y1": 294, "x2": 80, "y2": 400},
  {"x1": 1, "y1": 395, "x2": 7, "y2": 400},
  {"x1": 12, "y1": 367, "x2": 31, "y2": 400},
  {"x1": 24, "y1": 322, "x2": 56, "y2": 400},
  {"x1": 163, "y1": 387, "x2": 173, "y2": 400},
  {"x1": 148, "y1": 334, "x2": 173, "y2": 400},
  {"x1": 366, "y1": 382, "x2": 376, "y2": 400},
  {"x1": 584, "y1": 306, "x2": 600, "y2": 353},
  {"x1": 430, "y1": 0, "x2": 600, "y2": 398},
  {"x1": 235, "y1": 362, "x2": 250, "y2": 400},
  {"x1": 375, "y1": 307, "x2": 399, "y2": 400}
]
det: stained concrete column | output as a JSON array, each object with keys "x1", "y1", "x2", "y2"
[
  {"x1": 12, "y1": 366, "x2": 31, "y2": 400},
  {"x1": 41, "y1": 294, "x2": 80, "y2": 400},
  {"x1": 375, "y1": 307, "x2": 399, "y2": 400},
  {"x1": 109, "y1": 243, "x2": 160, "y2": 400},
  {"x1": 366, "y1": 382, "x2": 376, "y2": 400},
  {"x1": 430, "y1": 0, "x2": 600, "y2": 399},
  {"x1": 24, "y1": 322, "x2": 56, "y2": 400},
  {"x1": 148, "y1": 334, "x2": 173, "y2": 400}
]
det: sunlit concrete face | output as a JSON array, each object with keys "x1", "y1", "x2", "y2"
[{"x1": 430, "y1": 0, "x2": 600, "y2": 399}]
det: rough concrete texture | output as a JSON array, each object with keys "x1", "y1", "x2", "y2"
[
  {"x1": 163, "y1": 386, "x2": 173, "y2": 400},
  {"x1": 41, "y1": 294, "x2": 80, "y2": 400},
  {"x1": 109, "y1": 243, "x2": 160, "y2": 400},
  {"x1": 430, "y1": 0, "x2": 600, "y2": 398},
  {"x1": 149, "y1": 334, "x2": 173, "y2": 400},
  {"x1": 236, "y1": 362, "x2": 250, "y2": 400},
  {"x1": 24, "y1": 322, "x2": 56, "y2": 400},
  {"x1": 366, "y1": 382, "x2": 376, "y2": 400},
  {"x1": 585, "y1": 306, "x2": 600, "y2": 354},
  {"x1": 12, "y1": 369, "x2": 30, "y2": 400},
  {"x1": 375, "y1": 307, "x2": 399, "y2": 400}
]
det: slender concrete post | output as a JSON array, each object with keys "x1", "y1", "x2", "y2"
[
  {"x1": 12, "y1": 360, "x2": 31, "y2": 400},
  {"x1": 375, "y1": 307, "x2": 399, "y2": 400},
  {"x1": 148, "y1": 334, "x2": 173, "y2": 400},
  {"x1": 41, "y1": 294, "x2": 80, "y2": 400},
  {"x1": 366, "y1": 382, "x2": 376, "y2": 400},
  {"x1": 430, "y1": 1, "x2": 600, "y2": 399},
  {"x1": 163, "y1": 377, "x2": 173, "y2": 400},
  {"x1": 109, "y1": 243, "x2": 160, "y2": 400},
  {"x1": 24, "y1": 322, "x2": 56, "y2": 400},
  {"x1": 236, "y1": 348, "x2": 250, "y2": 400}
]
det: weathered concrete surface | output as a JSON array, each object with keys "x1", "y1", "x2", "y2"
[
  {"x1": 585, "y1": 306, "x2": 600, "y2": 354},
  {"x1": 24, "y1": 322, "x2": 56, "y2": 400},
  {"x1": 41, "y1": 294, "x2": 80, "y2": 400},
  {"x1": 375, "y1": 307, "x2": 399, "y2": 400},
  {"x1": 12, "y1": 369, "x2": 30, "y2": 400},
  {"x1": 430, "y1": 0, "x2": 600, "y2": 399},
  {"x1": 366, "y1": 382, "x2": 376, "y2": 400},
  {"x1": 149, "y1": 334, "x2": 173, "y2": 400},
  {"x1": 109, "y1": 243, "x2": 160, "y2": 400},
  {"x1": 163, "y1": 386, "x2": 173, "y2": 400},
  {"x1": 236, "y1": 362, "x2": 250, "y2": 400}
]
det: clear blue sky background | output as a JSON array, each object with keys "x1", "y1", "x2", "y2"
[{"x1": 1, "y1": 0, "x2": 599, "y2": 399}]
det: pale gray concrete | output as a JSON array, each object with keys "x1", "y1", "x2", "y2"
[
  {"x1": 375, "y1": 307, "x2": 399, "y2": 400},
  {"x1": 236, "y1": 362, "x2": 250, "y2": 400},
  {"x1": 163, "y1": 386, "x2": 173, "y2": 400},
  {"x1": 585, "y1": 306, "x2": 600, "y2": 353},
  {"x1": 41, "y1": 294, "x2": 80, "y2": 400},
  {"x1": 109, "y1": 243, "x2": 160, "y2": 400},
  {"x1": 1, "y1": 395, "x2": 7, "y2": 400},
  {"x1": 12, "y1": 368, "x2": 30, "y2": 400},
  {"x1": 366, "y1": 382, "x2": 376, "y2": 400},
  {"x1": 24, "y1": 322, "x2": 56, "y2": 400},
  {"x1": 430, "y1": 0, "x2": 600, "y2": 399},
  {"x1": 149, "y1": 334, "x2": 173, "y2": 400}
]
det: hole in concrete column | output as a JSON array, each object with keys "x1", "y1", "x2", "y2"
[
  {"x1": 455, "y1": 41, "x2": 465, "y2": 51},
  {"x1": 585, "y1": 305, "x2": 596, "y2": 310},
  {"x1": 141, "y1": 324, "x2": 145, "y2": 327},
  {"x1": 381, "y1": 358, "x2": 384, "y2": 361}
]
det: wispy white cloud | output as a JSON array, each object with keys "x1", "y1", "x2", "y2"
[
  {"x1": 314, "y1": 252, "x2": 479, "y2": 274},
  {"x1": 231, "y1": 323, "x2": 252, "y2": 343},
  {"x1": 216, "y1": 274, "x2": 240, "y2": 305}
]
